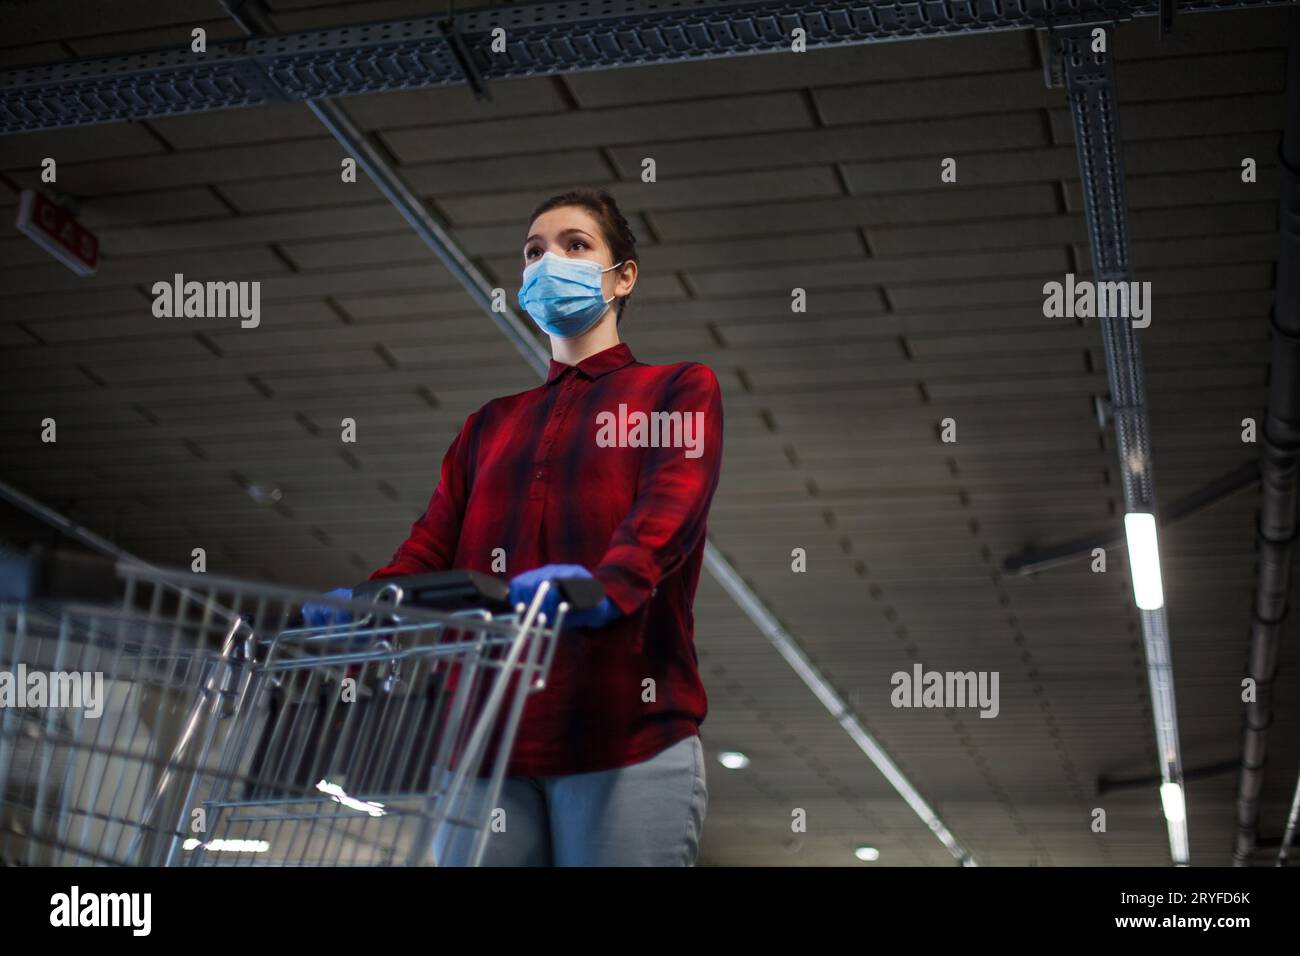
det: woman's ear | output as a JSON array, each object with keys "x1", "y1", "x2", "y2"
[{"x1": 616, "y1": 260, "x2": 637, "y2": 297}]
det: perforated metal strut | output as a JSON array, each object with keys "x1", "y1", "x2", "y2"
[
  {"x1": 1056, "y1": 23, "x2": 1156, "y2": 515},
  {"x1": 1055, "y1": 22, "x2": 1186, "y2": 862},
  {"x1": 1, "y1": 0, "x2": 1298, "y2": 133}
]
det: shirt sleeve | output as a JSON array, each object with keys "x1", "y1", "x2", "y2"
[
  {"x1": 369, "y1": 411, "x2": 477, "y2": 580},
  {"x1": 591, "y1": 363, "x2": 724, "y2": 615}
]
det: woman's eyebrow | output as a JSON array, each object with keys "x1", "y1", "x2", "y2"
[{"x1": 523, "y1": 227, "x2": 593, "y2": 247}]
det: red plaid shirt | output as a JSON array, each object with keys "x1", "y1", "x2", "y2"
[{"x1": 369, "y1": 342, "x2": 723, "y2": 776}]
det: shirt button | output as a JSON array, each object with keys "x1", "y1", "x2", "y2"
[{"x1": 535, "y1": 470, "x2": 543, "y2": 478}]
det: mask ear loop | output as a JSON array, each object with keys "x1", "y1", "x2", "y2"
[{"x1": 600, "y1": 260, "x2": 626, "y2": 306}]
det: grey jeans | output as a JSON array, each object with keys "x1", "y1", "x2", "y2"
[{"x1": 433, "y1": 733, "x2": 707, "y2": 866}]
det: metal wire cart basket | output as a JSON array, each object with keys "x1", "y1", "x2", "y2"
[{"x1": 0, "y1": 549, "x2": 602, "y2": 867}]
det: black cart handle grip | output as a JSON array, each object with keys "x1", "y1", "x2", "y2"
[
  {"x1": 547, "y1": 575, "x2": 605, "y2": 611},
  {"x1": 350, "y1": 570, "x2": 605, "y2": 613}
]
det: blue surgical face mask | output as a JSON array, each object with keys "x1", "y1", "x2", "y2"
[{"x1": 518, "y1": 251, "x2": 625, "y2": 338}]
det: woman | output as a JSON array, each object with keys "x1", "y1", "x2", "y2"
[{"x1": 366, "y1": 188, "x2": 724, "y2": 866}]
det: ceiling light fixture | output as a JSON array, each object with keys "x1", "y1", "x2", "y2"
[
  {"x1": 1124, "y1": 512, "x2": 1165, "y2": 610},
  {"x1": 183, "y1": 838, "x2": 270, "y2": 853},
  {"x1": 245, "y1": 481, "x2": 282, "y2": 505}
]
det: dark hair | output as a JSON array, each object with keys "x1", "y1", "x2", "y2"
[{"x1": 527, "y1": 188, "x2": 638, "y2": 324}]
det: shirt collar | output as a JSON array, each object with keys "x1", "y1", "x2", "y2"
[{"x1": 545, "y1": 342, "x2": 636, "y2": 385}]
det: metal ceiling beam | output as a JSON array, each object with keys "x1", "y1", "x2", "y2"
[
  {"x1": 1049, "y1": 23, "x2": 1188, "y2": 864},
  {"x1": 1004, "y1": 459, "x2": 1260, "y2": 576},
  {"x1": 703, "y1": 547, "x2": 975, "y2": 864},
  {"x1": 1097, "y1": 759, "x2": 1238, "y2": 796},
  {"x1": 3, "y1": 0, "x2": 1299, "y2": 134},
  {"x1": 1234, "y1": 7, "x2": 1300, "y2": 868}
]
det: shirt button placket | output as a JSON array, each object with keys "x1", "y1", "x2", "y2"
[{"x1": 531, "y1": 374, "x2": 575, "y2": 499}]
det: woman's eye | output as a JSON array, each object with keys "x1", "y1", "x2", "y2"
[{"x1": 569, "y1": 240, "x2": 588, "y2": 251}]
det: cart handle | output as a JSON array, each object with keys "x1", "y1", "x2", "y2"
[{"x1": 350, "y1": 569, "x2": 604, "y2": 613}]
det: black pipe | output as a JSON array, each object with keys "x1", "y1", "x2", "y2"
[
  {"x1": 1004, "y1": 459, "x2": 1260, "y2": 575},
  {"x1": 1234, "y1": 6, "x2": 1300, "y2": 866},
  {"x1": 1097, "y1": 759, "x2": 1238, "y2": 797}
]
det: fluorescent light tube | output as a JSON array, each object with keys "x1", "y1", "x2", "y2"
[
  {"x1": 183, "y1": 838, "x2": 270, "y2": 853},
  {"x1": 1124, "y1": 513, "x2": 1165, "y2": 610},
  {"x1": 1160, "y1": 782, "x2": 1186, "y2": 824}
]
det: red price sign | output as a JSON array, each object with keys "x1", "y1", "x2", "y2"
[{"x1": 15, "y1": 189, "x2": 100, "y2": 277}]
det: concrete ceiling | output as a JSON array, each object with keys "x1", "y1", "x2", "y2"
[{"x1": 2, "y1": 0, "x2": 1298, "y2": 866}]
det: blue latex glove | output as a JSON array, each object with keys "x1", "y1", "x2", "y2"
[
  {"x1": 301, "y1": 587, "x2": 354, "y2": 627},
  {"x1": 508, "y1": 564, "x2": 622, "y2": 629}
]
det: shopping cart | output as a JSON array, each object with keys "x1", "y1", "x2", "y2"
[{"x1": 0, "y1": 548, "x2": 602, "y2": 867}]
